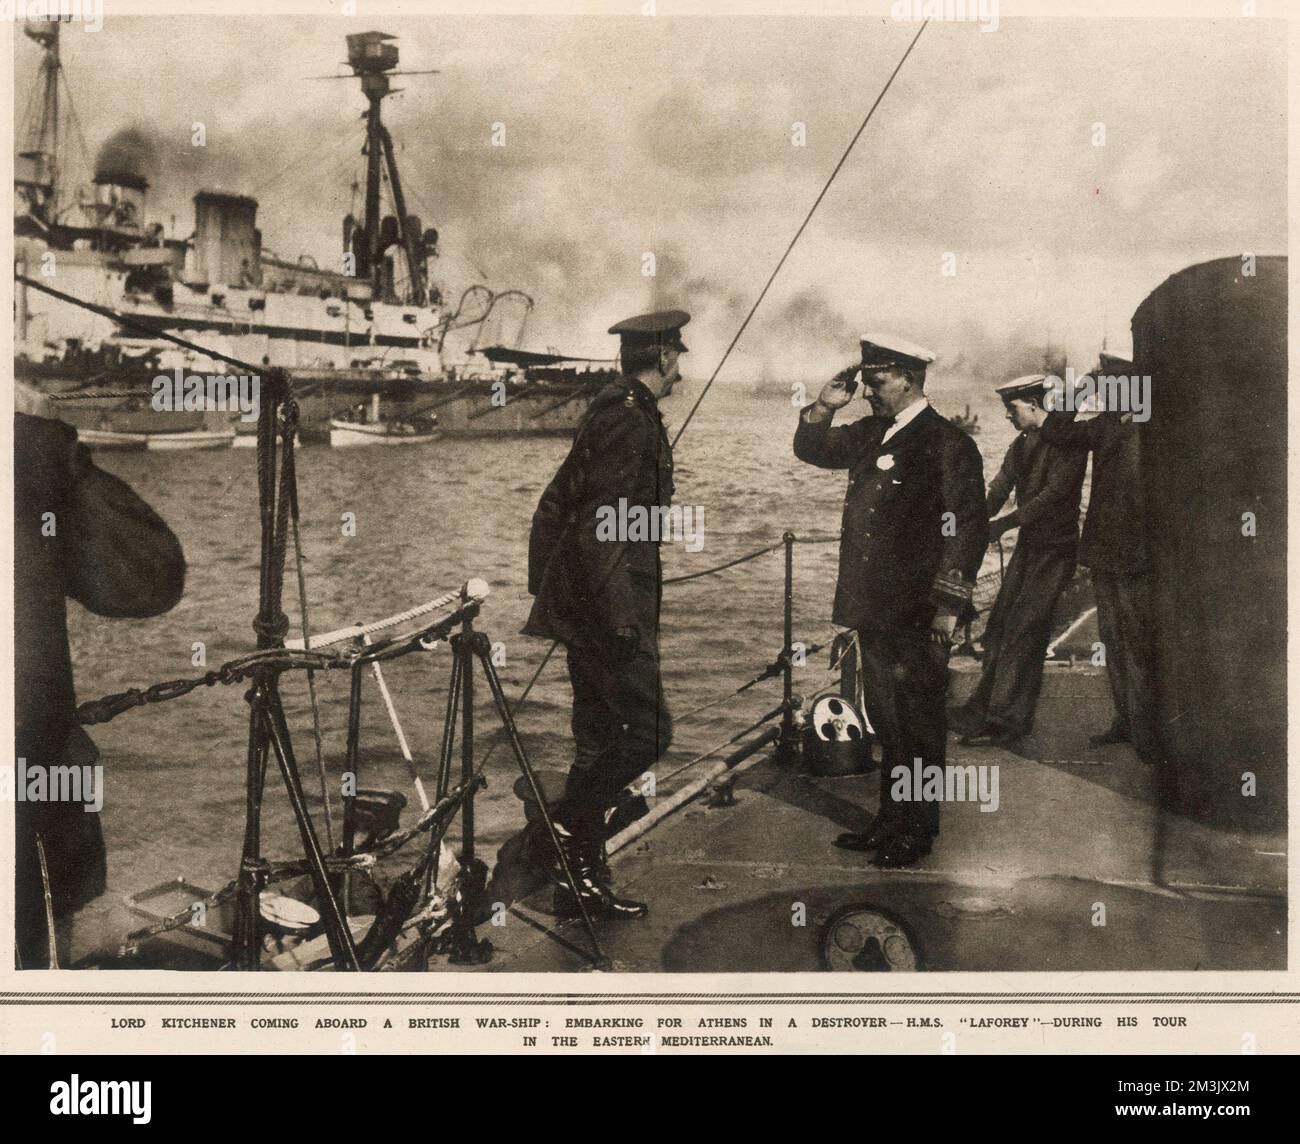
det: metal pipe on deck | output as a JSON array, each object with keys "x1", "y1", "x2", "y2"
[
  {"x1": 608, "y1": 725, "x2": 782, "y2": 856},
  {"x1": 776, "y1": 531, "x2": 799, "y2": 766}
]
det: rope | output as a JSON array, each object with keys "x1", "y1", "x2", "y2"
[
  {"x1": 284, "y1": 587, "x2": 470, "y2": 650},
  {"x1": 74, "y1": 603, "x2": 478, "y2": 726},
  {"x1": 662, "y1": 532, "x2": 840, "y2": 588},
  {"x1": 670, "y1": 20, "x2": 930, "y2": 448},
  {"x1": 48, "y1": 389, "x2": 156, "y2": 401},
  {"x1": 289, "y1": 481, "x2": 334, "y2": 851},
  {"x1": 663, "y1": 540, "x2": 783, "y2": 585}
]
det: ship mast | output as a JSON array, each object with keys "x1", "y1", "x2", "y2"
[
  {"x1": 18, "y1": 20, "x2": 65, "y2": 225},
  {"x1": 328, "y1": 32, "x2": 440, "y2": 306}
]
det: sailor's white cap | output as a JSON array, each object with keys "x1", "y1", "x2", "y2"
[
  {"x1": 15, "y1": 381, "x2": 54, "y2": 419},
  {"x1": 995, "y1": 373, "x2": 1050, "y2": 402},
  {"x1": 858, "y1": 332, "x2": 936, "y2": 370}
]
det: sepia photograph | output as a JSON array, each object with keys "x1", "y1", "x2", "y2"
[{"x1": 2, "y1": 0, "x2": 1295, "y2": 1067}]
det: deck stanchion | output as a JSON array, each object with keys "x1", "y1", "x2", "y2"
[
  {"x1": 776, "y1": 531, "x2": 800, "y2": 766},
  {"x1": 460, "y1": 610, "x2": 475, "y2": 868},
  {"x1": 432, "y1": 584, "x2": 606, "y2": 968}
]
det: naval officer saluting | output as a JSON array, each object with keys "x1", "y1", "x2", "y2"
[
  {"x1": 794, "y1": 334, "x2": 987, "y2": 867},
  {"x1": 523, "y1": 309, "x2": 687, "y2": 919}
]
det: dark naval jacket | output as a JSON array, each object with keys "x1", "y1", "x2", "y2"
[
  {"x1": 794, "y1": 401, "x2": 987, "y2": 632},
  {"x1": 524, "y1": 377, "x2": 674, "y2": 650},
  {"x1": 15, "y1": 412, "x2": 185, "y2": 925},
  {"x1": 986, "y1": 427, "x2": 1086, "y2": 549},
  {"x1": 1039, "y1": 409, "x2": 1147, "y2": 573}
]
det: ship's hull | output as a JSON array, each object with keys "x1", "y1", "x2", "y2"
[{"x1": 17, "y1": 358, "x2": 600, "y2": 442}]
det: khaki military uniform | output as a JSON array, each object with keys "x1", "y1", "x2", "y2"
[{"x1": 524, "y1": 377, "x2": 674, "y2": 832}]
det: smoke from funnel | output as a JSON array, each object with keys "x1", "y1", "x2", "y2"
[{"x1": 94, "y1": 126, "x2": 157, "y2": 187}]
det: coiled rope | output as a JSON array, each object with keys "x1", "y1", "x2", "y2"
[{"x1": 283, "y1": 585, "x2": 483, "y2": 650}]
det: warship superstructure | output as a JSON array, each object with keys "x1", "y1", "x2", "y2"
[{"x1": 14, "y1": 23, "x2": 614, "y2": 446}]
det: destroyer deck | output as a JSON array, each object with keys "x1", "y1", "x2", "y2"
[{"x1": 462, "y1": 664, "x2": 1285, "y2": 973}]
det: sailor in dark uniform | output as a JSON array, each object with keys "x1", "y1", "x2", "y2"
[
  {"x1": 522, "y1": 310, "x2": 686, "y2": 919},
  {"x1": 956, "y1": 374, "x2": 1086, "y2": 746},
  {"x1": 794, "y1": 334, "x2": 987, "y2": 868},
  {"x1": 15, "y1": 386, "x2": 186, "y2": 967},
  {"x1": 1038, "y1": 357, "x2": 1157, "y2": 761}
]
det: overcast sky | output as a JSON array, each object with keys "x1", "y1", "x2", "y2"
[{"x1": 16, "y1": 13, "x2": 1287, "y2": 388}]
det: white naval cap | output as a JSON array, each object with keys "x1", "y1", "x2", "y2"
[
  {"x1": 995, "y1": 373, "x2": 1050, "y2": 402},
  {"x1": 858, "y1": 332, "x2": 936, "y2": 370}
]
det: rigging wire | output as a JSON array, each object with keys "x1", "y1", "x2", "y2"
[
  {"x1": 249, "y1": 127, "x2": 361, "y2": 200},
  {"x1": 57, "y1": 62, "x2": 93, "y2": 192},
  {"x1": 479, "y1": 24, "x2": 932, "y2": 771},
  {"x1": 671, "y1": 18, "x2": 930, "y2": 448},
  {"x1": 289, "y1": 505, "x2": 335, "y2": 851}
]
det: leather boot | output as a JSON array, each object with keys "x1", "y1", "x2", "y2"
[
  {"x1": 552, "y1": 825, "x2": 647, "y2": 921},
  {"x1": 834, "y1": 815, "x2": 895, "y2": 852}
]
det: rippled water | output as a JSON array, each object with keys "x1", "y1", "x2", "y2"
[{"x1": 69, "y1": 387, "x2": 1020, "y2": 897}]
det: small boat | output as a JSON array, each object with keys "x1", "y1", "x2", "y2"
[
  {"x1": 76, "y1": 427, "x2": 149, "y2": 451},
  {"x1": 329, "y1": 417, "x2": 439, "y2": 447},
  {"x1": 76, "y1": 426, "x2": 236, "y2": 451},
  {"x1": 145, "y1": 428, "x2": 236, "y2": 451}
]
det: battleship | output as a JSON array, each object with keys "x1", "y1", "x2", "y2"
[{"x1": 13, "y1": 23, "x2": 616, "y2": 447}]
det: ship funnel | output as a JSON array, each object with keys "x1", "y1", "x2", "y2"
[
  {"x1": 94, "y1": 126, "x2": 154, "y2": 188},
  {"x1": 90, "y1": 127, "x2": 154, "y2": 231},
  {"x1": 192, "y1": 190, "x2": 262, "y2": 288}
]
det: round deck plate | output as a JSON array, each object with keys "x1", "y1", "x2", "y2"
[{"x1": 821, "y1": 904, "x2": 921, "y2": 971}]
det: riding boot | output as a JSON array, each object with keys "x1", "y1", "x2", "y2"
[{"x1": 551, "y1": 823, "x2": 647, "y2": 921}]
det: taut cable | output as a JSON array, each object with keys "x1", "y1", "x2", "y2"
[{"x1": 670, "y1": 19, "x2": 930, "y2": 448}]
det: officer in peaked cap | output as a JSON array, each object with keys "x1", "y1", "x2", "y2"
[
  {"x1": 954, "y1": 374, "x2": 1086, "y2": 747},
  {"x1": 794, "y1": 331, "x2": 987, "y2": 868},
  {"x1": 855, "y1": 332, "x2": 936, "y2": 374},
  {"x1": 522, "y1": 309, "x2": 688, "y2": 920},
  {"x1": 607, "y1": 309, "x2": 691, "y2": 356}
]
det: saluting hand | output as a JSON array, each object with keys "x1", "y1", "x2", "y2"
[{"x1": 815, "y1": 366, "x2": 860, "y2": 411}]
